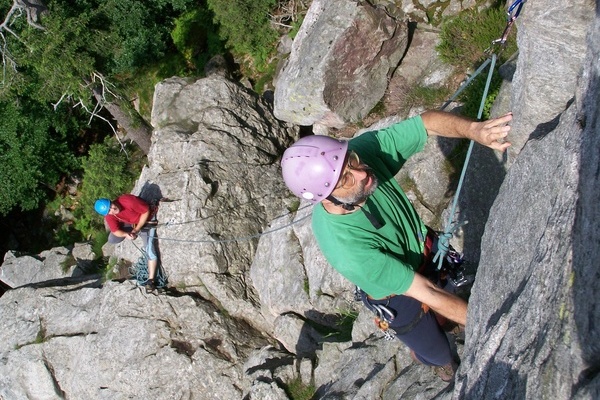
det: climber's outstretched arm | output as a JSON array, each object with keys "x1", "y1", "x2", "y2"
[{"x1": 421, "y1": 110, "x2": 512, "y2": 152}]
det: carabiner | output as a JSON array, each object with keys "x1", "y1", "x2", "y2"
[
  {"x1": 488, "y1": 0, "x2": 526, "y2": 50},
  {"x1": 507, "y1": 0, "x2": 525, "y2": 20},
  {"x1": 372, "y1": 304, "x2": 395, "y2": 322}
]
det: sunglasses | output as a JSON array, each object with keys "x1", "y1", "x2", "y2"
[{"x1": 336, "y1": 151, "x2": 361, "y2": 189}]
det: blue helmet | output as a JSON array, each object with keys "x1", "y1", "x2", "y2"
[{"x1": 94, "y1": 198, "x2": 111, "y2": 216}]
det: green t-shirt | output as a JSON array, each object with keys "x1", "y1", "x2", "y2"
[{"x1": 312, "y1": 115, "x2": 429, "y2": 299}]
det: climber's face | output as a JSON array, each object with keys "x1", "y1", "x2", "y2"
[
  {"x1": 108, "y1": 202, "x2": 120, "y2": 215},
  {"x1": 330, "y1": 151, "x2": 378, "y2": 205}
]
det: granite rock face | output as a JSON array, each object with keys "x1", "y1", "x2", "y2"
[
  {"x1": 0, "y1": 279, "x2": 268, "y2": 399},
  {"x1": 273, "y1": 0, "x2": 491, "y2": 132},
  {"x1": 454, "y1": 1, "x2": 600, "y2": 399},
  {"x1": 0, "y1": 243, "x2": 97, "y2": 288}
]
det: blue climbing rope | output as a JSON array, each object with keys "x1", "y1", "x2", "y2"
[
  {"x1": 439, "y1": 57, "x2": 494, "y2": 111},
  {"x1": 145, "y1": 205, "x2": 312, "y2": 245},
  {"x1": 128, "y1": 237, "x2": 168, "y2": 288},
  {"x1": 129, "y1": 253, "x2": 168, "y2": 288},
  {"x1": 433, "y1": 53, "x2": 498, "y2": 269},
  {"x1": 433, "y1": 0, "x2": 525, "y2": 269}
]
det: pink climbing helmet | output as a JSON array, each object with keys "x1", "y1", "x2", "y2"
[{"x1": 281, "y1": 135, "x2": 348, "y2": 202}]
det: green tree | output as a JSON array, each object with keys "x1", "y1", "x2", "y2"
[
  {"x1": 75, "y1": 138, "x2": 137, "y2": 239},
  {"x1": 0, "y1": 0, "x2": 198, "y2": 155},
  {"x1": 87, "y1": 0, "x2": 196, "y2": 74},
  {"x1": 171, "y1": 7, "x2": 225, "y2": 70},
  {"x1": 207, "y1": 0, "x2": 278, "y2": 69},
  {"x1": 0, "y1": 0, "x2": 229, "y2": 221},
  {"x1": 0, "y1": 100, "x2": 79, "y2": 215}
]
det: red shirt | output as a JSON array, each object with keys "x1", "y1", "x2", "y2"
[{"x1": 105, "y1": 194, "x2": 149, "y2": 232}]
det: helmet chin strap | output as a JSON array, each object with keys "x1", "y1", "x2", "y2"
[
  {"x1": 326, "y1": 195, "x2": 357, "y2": 211},
  {"x1": 325, "y1": 195, "x2": 382, "y2": 229}
]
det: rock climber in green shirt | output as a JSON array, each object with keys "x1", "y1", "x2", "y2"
[{"x1": 281, "y1": 110, "x2": 512, "y2": 381}]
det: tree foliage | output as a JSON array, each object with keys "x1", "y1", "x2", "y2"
[
  {"x1": 1, "y1": 0, "x2": 198, "y2": 103},
  {"x1": 92, "y1": 0, "x2": 194, "y2": 74},
  {"x1": 3, "y1": 3, "x2": 96, "y2": 104},
  {"x1": 0, "y1": 99, "x2": 79, "y2": 215},
  {"x1": 74, "y1": 138, "x2": 137, "y2": 239},
  {"x1": 171, "y1": 7, "x2": 224, "y2": 69},
  {"x1": 0, "y1": 0, "x2": 202, "y2": 216},
  {"x1": 207, "y1": 0, "x2": 278, "y2": 68}
]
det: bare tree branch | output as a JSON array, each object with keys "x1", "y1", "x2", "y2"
[
  {"x1": 1, "y1": 32, "x2": 18, "y2": 85},
  {"x1": 269, "y1": 0, "x2": 310, "y2": 31},
  {"x1": 51, "y1": 92, "x2": 69, "y2": 110},
  {"x1": 1, "y1": 1, "x2": 152, "y2": 155},
  {"x1": 19, "y1": 0, "x2": 48, "y2": 30},
  {"x1": 0, "y1": 0, "x2": 47, "y2": 85},
  {"x1": 268, "y1": 17, "x2": 292, "y2": 28},
  {"x1": 89, "y1": 72, "x2": 119, "y2": 101},
  {"x1": 72, "y1": 94, "x2": 129, "y2": 156}
]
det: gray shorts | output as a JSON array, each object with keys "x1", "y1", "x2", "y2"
[{"x1": 108, "y1": 225, "x2": 157, "y2": 261}]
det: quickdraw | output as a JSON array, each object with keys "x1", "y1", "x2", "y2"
[
  {"x1": 490, "y1": 0, "x2": 526, "y2": 48},
  {"x1": 372, "y1": 303, "x2": 432, "y2": 339},
  {"x1": 374, "y1": 316, "x2": 397, "y2": 341},
  {"x1": 369, "y1": 303, "x2": 397, "y2": 341}
]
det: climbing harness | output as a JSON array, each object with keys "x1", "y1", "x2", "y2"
[
  {"x1": 360, "y1": 289, "x2": 436, "y2": 340},
  {"x1": 358, "y1": 226, "x2": 470, "y2": 339},
  {"x1": 433, "y1": 0, "x2": 525, "y2": 270}
]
